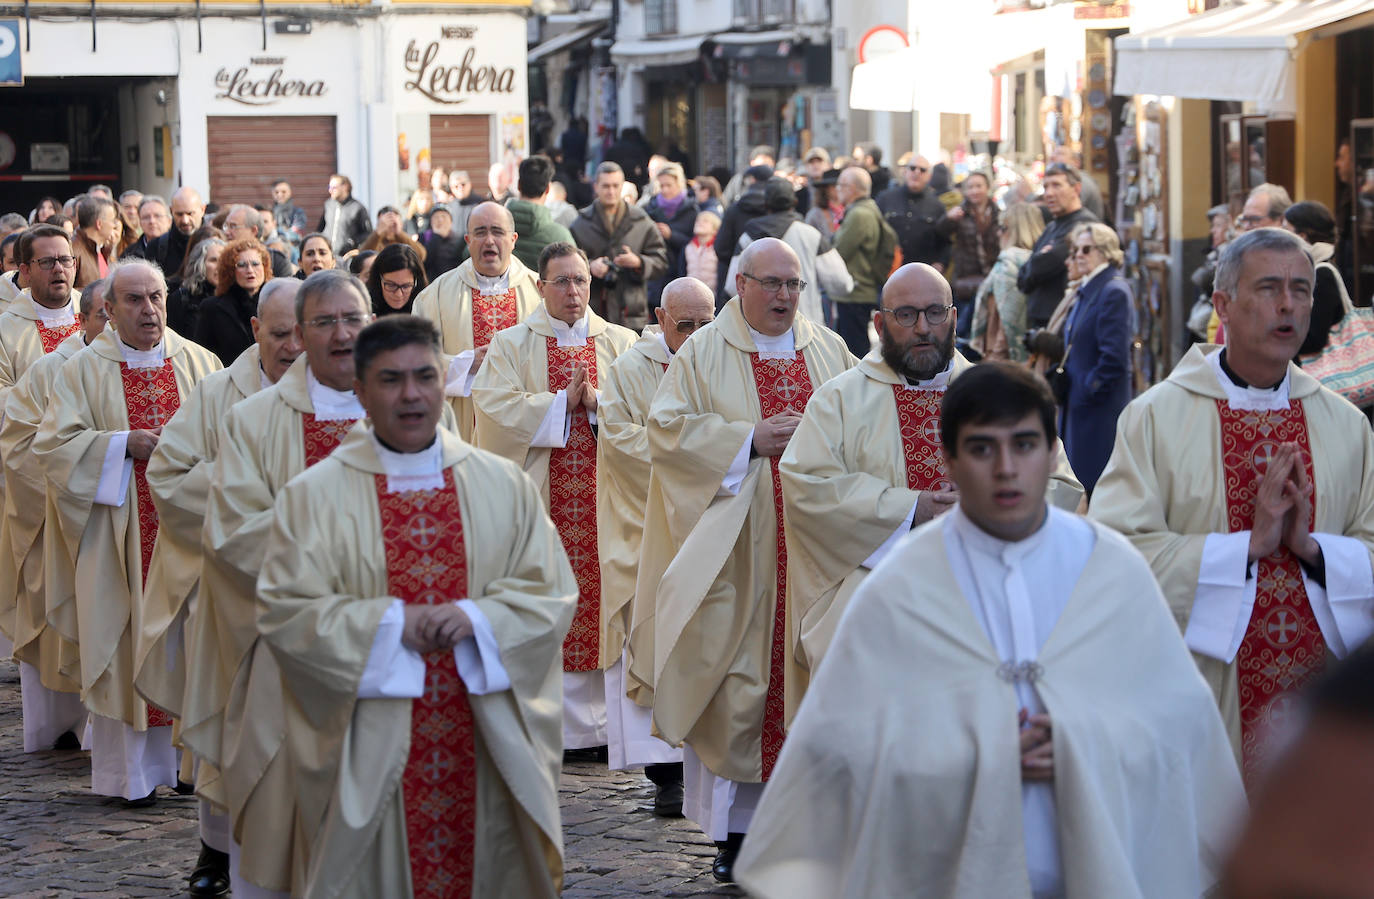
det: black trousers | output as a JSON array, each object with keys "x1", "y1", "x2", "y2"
[{"x1": 834, "y1": 301, "x2": 876, "y2": 358}]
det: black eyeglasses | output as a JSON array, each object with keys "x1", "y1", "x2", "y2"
[
  {"x1": 882, "y1": 304, "x2": 953, "y2": 327},
  {"x1": 740, "y1": 272, "x2": 806, "y2": 295},
  {"x1": 662, "y1": 310, "x2": 714, "y2": 333},
  {"x1": 907, "y1": 165, "x2": 929, "y2": 173},
  {"x1": 1073, "y1": 245, "x2": 1099, "y2": 256}
]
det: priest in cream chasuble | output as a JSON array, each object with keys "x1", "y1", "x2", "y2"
[
  {"x1": 472, "y1": 242, "x2": 636, "y2": 751},
  {"x1": 257, "y1": 316, "x2": 575, "y2": 899},
  {"x1": 33, "y1": 259, "x2": 221, "y2": 800},
  {"x1": 412, "y1": 202, "x2": 541, "y2": 441},
  {"x1": 1091, "y1": 229, "x2": 1374, "y2": 785},
  {"x1": 636, "y1": 239, "x2": 855, "y2": 880},
  {"x1": 780, "y1": 264, "x2": 1082, "y2": 720}
]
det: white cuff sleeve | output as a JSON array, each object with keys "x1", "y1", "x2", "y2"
[
  {"x1": 863, "y1": 500, "x2": 917, "y2": 569},
  {"x1": 1303, "y1": 533, "x2": 1374, "y2": 658},
  {"x1": 529, "y1": 390, "x2": 571, "y2": 448},
  {"x1": 94, "y1": 432, "x2": 134, "y2": 507},
  {"x1": 588, "y1": 388, "x2": 602, "y2": 427},
  {"x1": 453, "y1": 599, "x2": 510, "y2": 695},
  {"x1": 445, "y1": 351, "x2": 478, "y2": 398},
  {"x1": 1184, "y1": 531, "x2": 1257, "y2": 663},
  {"x1": 716, "y1": 430, "x2": 754, "y2": 497},
  {"x1": 357, "y1": 600, "x2": 426, "y2": 699}
]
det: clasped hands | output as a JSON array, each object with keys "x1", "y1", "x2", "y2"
[
  {"x1": 752, "y1": 411, "x2": 802, "y2": 457},
  {"x1": 402, "y1": 603, "x2": 473, "y2": 655},
  {"x1": 1248, "y1": 441, "x2": 1319, "y2": 566},
  {"x1": 1019, "y1": 709, "x2": 1053, "y2": 782},
  {"x1": 565, "y1": 362, "x2": 599, "y2": 412}
]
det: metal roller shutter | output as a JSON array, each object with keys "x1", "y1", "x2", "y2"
[
  {"x1": 428, "y1": 115, "x2": 492, "y2": 185},
  {"x1": 206, "y1": 115, "x2": 337, "y2": 227}
]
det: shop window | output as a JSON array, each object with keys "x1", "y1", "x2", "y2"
[{"x1": 1217, "y1": 112, "x2": 1294, "y2": 217}]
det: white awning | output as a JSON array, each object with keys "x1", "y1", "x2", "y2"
[
  {"x1": 528, "y1": 21, "x2": 606, "y2": 64},
  {"x1": 1114, "y1": 0, "x2": 1374, "y2": 113},
  {"x1": 611, "y1": 35, "x2": 709, "y2": 66}
]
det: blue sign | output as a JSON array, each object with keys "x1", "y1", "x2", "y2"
[{"x1": 0, "y1": 20, "x2": 20, "y2": 87}]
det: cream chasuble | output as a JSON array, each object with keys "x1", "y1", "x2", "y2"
[
  {"x1": 257, "y1": 426, "x2": 575, "y2": 898},
  {"x1": 778, "y1": 350, "x2": 1083, "y2": 720},
  {"x1": 0, "y1": 332, "x2": 86, "y2": 692},
  {"x1": 412, "y1": 257, "x2": 541, "y2": 440},
  {"x1": 135, "y1": 345, "x2": 265, "y2": 718},
  {"x1": 1090, "y1": 345, "x2": 1374, "y2": 766},
  {"x1": 186, "y1": 355, "x2": 363, "y2": 887},
  {"x1": 32, "y1": 328, "x2": 220, "y2": 727},
  {"x1": 734, "y1": 511, "x2": 1244, "y2": 899},
  {"x1": 635, "y1": 297, "x2": 856, "y2": 784}
]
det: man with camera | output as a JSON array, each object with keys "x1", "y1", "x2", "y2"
[{"x1": 570, "y1": 162, "x2": 669, "y2": 331}]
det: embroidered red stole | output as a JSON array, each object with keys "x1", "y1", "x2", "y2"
[
  {"x1": 1216, "y1": 400, "x2": 1326, "y2": 783},
  {"x1": 891, "y1": 385, "x2": 955, "y2": 492},
  {"x1": 120, "y1": 361, "x2": 181, "y2": 729},
  {"x1": 36, "y1": 320, "x2": 79, "y2": 354},
  {"x1": 470, "y1": 287, "x2": 518, "y2": 349},
  {"x1": 375, "y1": 469, "x2": 477, "y2": 899},
  {"x1": 301, "y1": 414, "x2": 355, "y2": 467},
  {"x1": 545, "y1": 336, "x2": 601, "y2": 672},
  {"x1": 749, "y1": 352, "x2": 814, "y2": 780}
]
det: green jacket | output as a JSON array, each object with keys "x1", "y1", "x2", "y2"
[
  {"x1": 506, "y1": 199, "x2": 575, "y2": 272},
  {"x1": 832, "y1": 197, "x2": 883, "y2": 305}
]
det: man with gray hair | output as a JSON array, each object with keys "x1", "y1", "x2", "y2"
[
  {"x1": 140, "y1": 276, "x2": 302, "y2": 898},
  {"x1": 1238, "y1": 182, "x2": 1293, "y2": 232},
  {"x1": 191, "y1": 268, "x2": 372, "y2": 896},
  {"x1": 1091, "y1": 226, "x2": 1374, "y2": 787},
  {"x1": 123, "y1": 195, "x2": 171, "y2": 260},
  {"x1": 224, "y1": 204, "x2": 293, "y2": 277},
  {"x1": 33, "y1": 256, "x2": 221, "y2": 807}
]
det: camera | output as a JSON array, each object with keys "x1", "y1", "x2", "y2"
[
  {"x1": 601, "y1": 259, "x2": 622, "y2": 286},
  {"x1": 1023, "y1": 328, "x2": 1065, "y2": 364}
]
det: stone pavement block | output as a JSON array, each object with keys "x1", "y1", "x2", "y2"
[{"x1": 0, "y1": 659, "x2": 743, "y2": 896}]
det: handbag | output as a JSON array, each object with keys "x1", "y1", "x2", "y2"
[
  {"x1": 1298, "y1": 264, "x2": 1374, "y2": 409},
  {"x1": 1046, "y1": 345, "x2": 1072, "y2": 406}
]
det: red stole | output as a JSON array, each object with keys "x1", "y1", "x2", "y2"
[
  {"x1": 470, "y1": 287, "x2": 518, "y2": 349},
  {"x1": 302, "y1": 414, "x2": 355, "y2": 467},
  {"x1": 375, "y1": 469, "x2": 477, "y2": 899},
  {"x1": 120, "y1": 360, "x2": 181, "y2": 729},
  {"x1": 891, "y1": 385, "x2": 956, "y2": 492},
  {"x1": 545, "y1": 336, "x2": 601, "y2": 672},
  {"x1": 749, "y1": 352, "x2": 814, "y2": 780},
  {"x1": 37, "y1": 320, "x2": 79, "y2": 354},
  {"x1": 1215, "y1": 400, "x2": 1326, "y2": 783}
]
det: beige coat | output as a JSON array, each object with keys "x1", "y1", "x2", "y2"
[
  {"x1": 634, "y1": 298, "x2": 856, "y2": 782},
  {"x1": 33, "y1": 328, "x2": 221, "y2": 725},
  {"x1": 257, "y1": 426, "x2": 575, "y2": 898}
]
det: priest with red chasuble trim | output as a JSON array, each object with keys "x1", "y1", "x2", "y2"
[
  {"x1": 472, "y1": 241, "x2": 637, "y2": 753},
  {"x1": 257, "y1": 315, "x2": 575, "y2": 898},
  {"x1": 33, "y1": 258, "x2": 221, "y2": 803},
  {"x1": 1091, "y1": 227, "x2": 1374, "y2": 786},
  {"x1": 634, "y1": 238, "x2": 855, "y2": 882},
  {"x1": 779, "y1": 264, "x2": 1083, "y2": 721}
]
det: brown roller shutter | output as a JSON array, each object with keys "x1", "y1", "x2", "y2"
[
  {"x1": 206, "y1": 115, "x2": 337, "y2": 226},
  {"x1": 428, "y1": 115, "x2": 492, "y2": 184}
]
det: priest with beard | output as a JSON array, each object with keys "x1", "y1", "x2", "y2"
[
  {"x1": 779, "y1": 264, "x2": 1082, "y2": 718},
  {"x1": 737, "y1": 363, "x2": 1244, "y2": 899}
]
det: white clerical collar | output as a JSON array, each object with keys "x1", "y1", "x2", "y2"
[
  {"x1": 902, "y1": 357, "x2": 954, "y2": 391},
  {"x1": 1206, "y1": 349, "x2": 1290, "y2": 411},
  {"x1": 370, "y1": 432, "x2": 444, "y2": 493},
  {"x1": 474, "y1": 268, "x2": 511, "y2": 293},
  {"x1": 550, "y1": 313, "x2": 590, "y2": 347},
  {"x1": 306, "y1": 367, "x2": 366, "y2": 421},
  {"x1": 748, "y1": 324, "x2": 795, "y2": 358},
  {"x1": 654, "y1": 331, "x2": 673, "y2": 358},
  {"x1": 31, "y1": 297, "x2": 76, "y2": 327},
  {"x1": 259, "y1": 366, "x2": 272, "y2": 390},
  {"x1": 949, "y1": 503, "x2": 1053, "y2": 564},
  {"x1": 118, "y1": 337, "x2": 166, "y2": 369}
]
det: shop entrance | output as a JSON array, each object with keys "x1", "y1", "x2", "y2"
[{"x1": 0, "y1": 77, "x2": 124, "y2": 215}]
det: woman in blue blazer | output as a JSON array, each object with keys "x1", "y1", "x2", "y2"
[{"x1": 1060, "y1": 223, "x2": 1135, "y2": 494}]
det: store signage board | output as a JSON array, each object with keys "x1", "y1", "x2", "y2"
[
  {"x1": 214, "y1": 56, "x2": 328, "y2": 106},
  {"x1": 402, "y1": 24, "x2": 519, "y2": 106},
  {"x1": 0, "y1": 20, "x2": 21, "y2": 87}
]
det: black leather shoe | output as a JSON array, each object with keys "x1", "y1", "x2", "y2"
[
  {"x1": 712, "y1": 833, "x2": 744, "y2": 883},
  {"x1": 52, "y1": 731, "x2": 81, "y2": 750},
  {"x1": 562, "y1": 745, "x2": 609, "y2": 764},
  {"x1": 123, "y1": 789, "x2": 158, "y2": 809},
  {"x1": 652, "y1": 780, "x2": 683, "y2": 818},
  {"x1": 188, "y1": 841, "x2": 230, "y2": 897},
  {"x1": 174, "y1": 779, "x2": 195, "y2": 795}
]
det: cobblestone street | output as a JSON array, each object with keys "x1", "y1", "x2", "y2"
[{"x1": 0, "y1": 661, "x2": 740, "y2": 897}]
